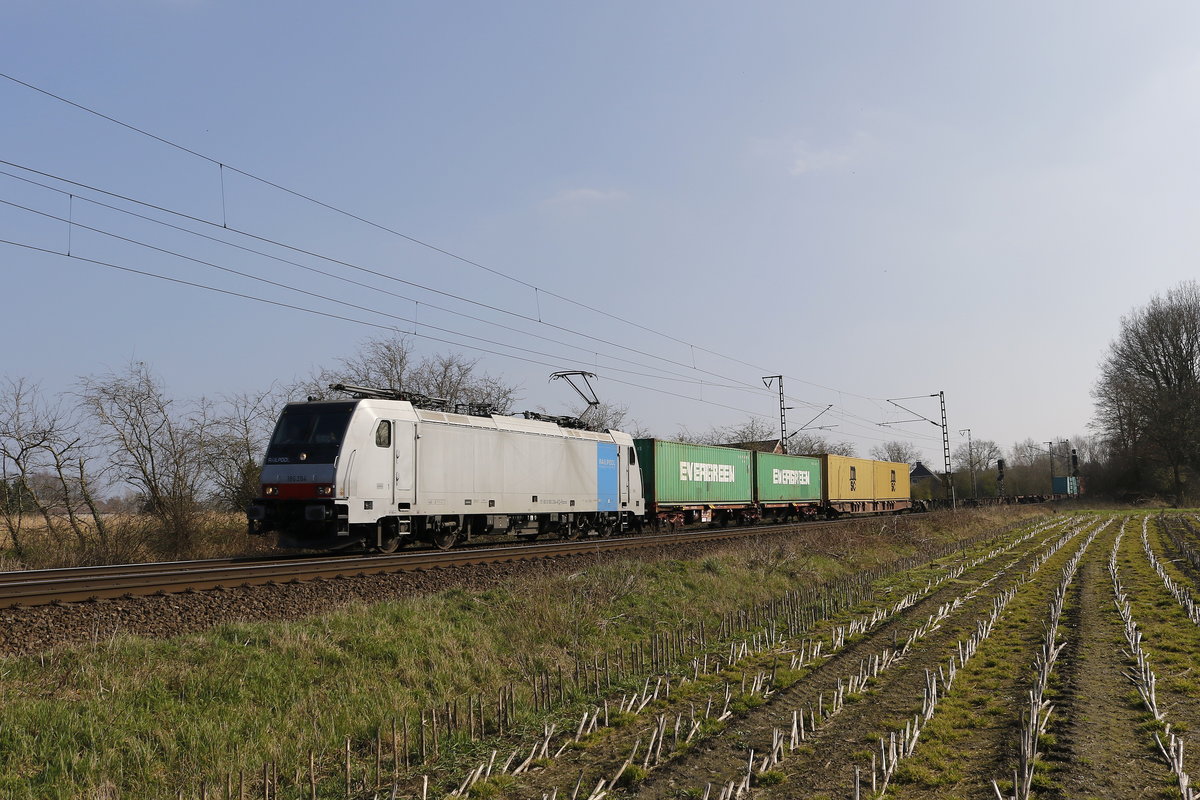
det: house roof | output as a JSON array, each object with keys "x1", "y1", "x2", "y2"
[
  {"x1": 910, "y1": 461, "x2": 940, "y2": 481},
  {"x1": 718, "y1": 439, "x2": 783, "y2": 453}
]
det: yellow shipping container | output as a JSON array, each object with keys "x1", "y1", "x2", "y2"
[
  {"x1": 814, "y1": 454, "x2": 912, "y2": 513},
  {"x1": 820, "y1": 455, "x2": 879, "y2": 502},
  {"x1": 872, "y1": 460, "x2": 910, "y2": 501}
]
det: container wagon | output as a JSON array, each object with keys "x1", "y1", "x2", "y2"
[
  {"x1": 817, "y1": 454, "x2": 913, "y2": 515},
  {"x1": 634, "y1": 438, "x2": 754, "y2": 526},
  {"x1": 753, "y1": 451, "x2": 824, "y2": 520}
]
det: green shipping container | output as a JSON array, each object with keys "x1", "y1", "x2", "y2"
[
  {"x1": 754, "y1": 452, "x2": 823, "y2": 503},
  {"x1": 634, "y1": 439, "x2": 753, "y2": 507}
]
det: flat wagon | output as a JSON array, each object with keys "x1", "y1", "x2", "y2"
[
  {"x1": 635, "y1": 439, "x2": 754, "y2": 526},
  {"x1": 753, "y1": 451, "x2": 823, "y2": 520},
  {"x1": 818, "y1": 454, "x2": 913, "y2": 515}
]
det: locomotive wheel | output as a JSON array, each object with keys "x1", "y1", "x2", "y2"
[
  {"x1": 432, "y1": 527, "x2": 458, "y2": 554},
  {"x1": 561, "y1": 523, "x2": 581, "y2": 541},
  {"x1": 376, "y1": 535, "x2": 401, "y2": 554}
]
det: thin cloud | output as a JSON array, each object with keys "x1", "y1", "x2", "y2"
[
  {"x1": 789, "y1": 131, "x2": 873, "y2": 176},
  {"x1": 544, "y1": 188, "x2": 628, "y2": 207},
  {"x1": 749, "y1": 131, "x2": 875, "y2": 176}
]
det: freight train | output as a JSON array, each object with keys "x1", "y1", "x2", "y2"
[{"x1": 246, "y1": 386, "x2": 915, "y2": 551}]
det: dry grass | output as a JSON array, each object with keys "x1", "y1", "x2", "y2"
[{"x1": 0, "y1": 511, "x2": 258, "y2": 569}]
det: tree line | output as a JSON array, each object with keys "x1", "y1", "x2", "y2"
[
  {"x1": 1093, "y1": 281, "x2": 1200, "y2": 504},
  {"x1": 8, "y1": 275, "x2": 1192, "y2": 568},
  {"x1": 0, "y1": 338, "x2": 519, "y2": 566}
]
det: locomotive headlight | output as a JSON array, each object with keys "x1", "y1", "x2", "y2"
[
  {"x1": 263, "y1": 485, "x2": 279, "y2": 496},
  {"x1": 315, "y1": 485, "x2": 334, "y2": 496}
]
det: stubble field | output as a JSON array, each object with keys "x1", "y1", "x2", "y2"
[{"x1": 5, "y1": 508, "x2": 1200, "y2": 799}]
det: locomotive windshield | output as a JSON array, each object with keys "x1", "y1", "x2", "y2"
[{"x1": 264, "y1": 401, "x2": 356, "y2": 463}]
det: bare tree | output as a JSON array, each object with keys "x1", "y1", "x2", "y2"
[
  {"x1": 573, "y1": 401, "x2": 652, "y2": 436},
  {"x1": 952, "y1": 438, "x2": 1002, "y2": 498},
  {"x1": 292, "y1": 334, "x2": 521, "y2": 413},
  {"x1": 408, "y1": 353, "x2": 520, "y2": 413},
  {"x1": 79, "y1": 362, "x2": 213, "y2": 555},
  {"x1": 869, "y1": 440, "x2": 922, "y2": 464},
  {"x1": 952, "y1": 438, "x2": 1001, "y2": 474},
  {"x1": 0, "y1": 378, "x2": 109, "y2": 561},
  {"x1": 1001, "y1": 438, "x2": 1047, "y2": 496},
  {"x1": 1093, "y1": 281, "x2": 1200, "y2": 503},
  {"x1": 788, "y1": 432, "x2": 857, "y2": 457},
  {"x1": 205, "y1": 386, "x2": 285, "y2": 512},
  {"x1": 677, "y1": 416, "x2": 777, "y2": 446},
  {"x1": 672, "y1": 416, "x2": 857, "y2": 455}
]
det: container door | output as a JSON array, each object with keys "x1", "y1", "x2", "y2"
[{"x1": 394, "y1": 420, "x2": 416, "y2": 508}]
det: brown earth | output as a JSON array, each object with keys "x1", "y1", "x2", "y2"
[{"x1": 1050, "y1": 523, "x2": 1171, "y2": 799}]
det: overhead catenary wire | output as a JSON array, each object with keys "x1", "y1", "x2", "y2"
[
  {"x1": 0, "y1": 159, "x2": 784, "y2": 397},
  {"x1": 0, "y1": 72, "x2": 887, "y2": 404},
  {"x1": 0, "y1": 159, "x2": 917, "y2": 438},
  {"x1": 0, "y1": 170, "x2": 937, "y2": 446},
  {"x1": 0, "y1": 237, "x2": 792, "y2": 424},
  {"x1": 0, "y1": 191, "x2": 759, "y2": 392},
  {"x1": 0, "y1": 236, "x2": 928, "y2": 449},
  {"x1": 0, "y1": 73, "x2": 943, "y2": 451}
]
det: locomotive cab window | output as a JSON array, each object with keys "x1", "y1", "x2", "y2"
[
  {"x1": 628, "y1": 446, "x2": 636, "y2": 465},
  {"x1": 375, "y1": 420, "x2": 392, "y2": 448},
  {"x1": 264, "y1": 401, "x2": 355, "y2": 463}
]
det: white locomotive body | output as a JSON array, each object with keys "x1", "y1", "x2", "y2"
[{"x1": 248, "y1": 395, "x2": 644, "y2": 551}]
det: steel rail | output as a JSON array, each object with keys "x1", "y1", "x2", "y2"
[
  {"x1": 0, "y1": 534, "x2": 550, "y2": 588},
  {"x1": 0, "y1": 523, "x2": 819, "y2": 609}
]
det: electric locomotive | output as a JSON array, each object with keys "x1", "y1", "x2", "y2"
[{"x1": 247, "y1": 385, "x2": 645, "y2": 551}]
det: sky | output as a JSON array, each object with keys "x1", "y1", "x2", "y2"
[{"x1": 3, "y1": 1, "x2": 1200, "y2": 468}]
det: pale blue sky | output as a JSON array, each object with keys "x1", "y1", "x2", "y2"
[{"x1": 3, "y1": 2, "x2": 1199, "y2": 465}]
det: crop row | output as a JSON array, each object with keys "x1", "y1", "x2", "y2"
[
  {"x1": 472, "y1": 518, "x2": 1070, "y2": 800},
  {"x1": 667, "y1": 517, "x2": 1080, "y2": 799}
]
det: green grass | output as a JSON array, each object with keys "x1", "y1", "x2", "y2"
[
  {"x1": 884, "y1": 515, "x2": 1098, "y2": 794},
  {"x1": 0, "y1": 508, "x2": 1045, "y2": 798},
  {"x1": 752, "y1": 769, "x2": 786, "y2": 786}
]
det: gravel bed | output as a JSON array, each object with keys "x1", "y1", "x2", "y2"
[{"x1": 0, "y1": 537, "x2": 746, "y2": 658}]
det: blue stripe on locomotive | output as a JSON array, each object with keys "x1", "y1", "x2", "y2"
[{"x1": 597, "y1": 442, "x2": 619, "y2": 511}]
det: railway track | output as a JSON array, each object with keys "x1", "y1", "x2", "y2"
[{"x1": 0, "y1": 522, "x2": 832, "y2": 609}]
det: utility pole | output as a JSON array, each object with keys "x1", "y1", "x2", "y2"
[
  {"x1": 763, "y1": 376, "x2": 786, "y2": 453},
  {"x1": 882, "y1": 391, "x2": 954, "y2": 511},
  {"x1": 959, "y1": 428, "x2": 976, "y2": 499},
  {"x1": 1045, "y1": 441, "x2": 1055, "y2": 493},
  {"x1": 940, "y1": 391, "x2": 954, "y2": 510}
]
